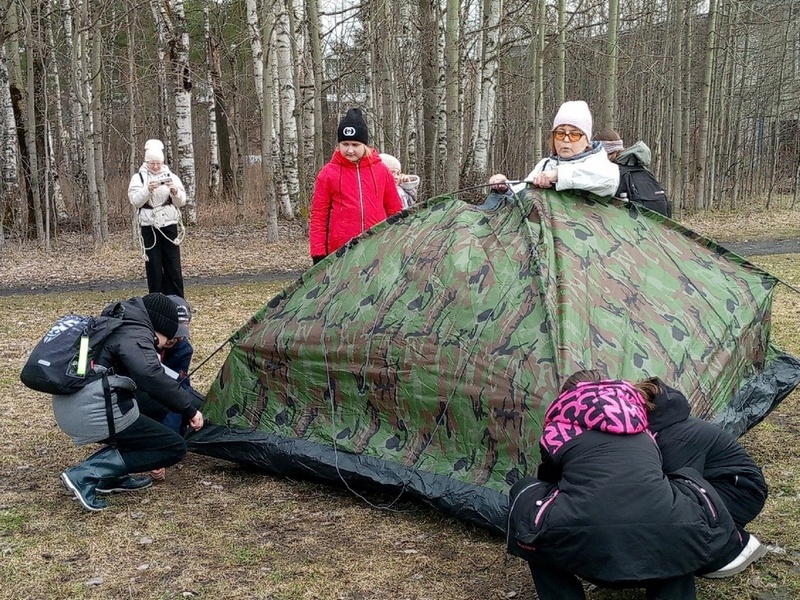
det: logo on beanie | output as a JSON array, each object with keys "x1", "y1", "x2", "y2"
[{"x1": 343, "y1": 127, "x2": 356, "y2": 137}]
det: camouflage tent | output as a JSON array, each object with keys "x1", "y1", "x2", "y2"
[{"x1": 187, "y1": 189, "x2": 800, "y2": 534}]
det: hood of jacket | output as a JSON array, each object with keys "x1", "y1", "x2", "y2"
[
  {"x1": 616, "y1": 140, "x2": 652, "y2": 168},
  {"x1": 541, "y1": 380, "x2": 649, "y2": 455},
  {"x1": 101, "y1": 297, "x2": 155, "y2": 337},
  {"x1": 647, "y1": 378, "x2": 692, "y2": 433}
]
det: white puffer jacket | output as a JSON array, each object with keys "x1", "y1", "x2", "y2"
[
  {"x1": 128, "y1": 164, "x2": 187, "y2": 228},
  {"x1": 522, "y1": 141, "x2": 620, "y2": 197}
]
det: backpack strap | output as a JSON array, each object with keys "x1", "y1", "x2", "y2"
[{"x1": 101, "y1": 372, "x2": 117, "y2": 447}]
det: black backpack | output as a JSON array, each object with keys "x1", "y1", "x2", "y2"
[
  {"x1": 617, "y1": 164, "x2": 672, "y2": 218},
  {"x1": 20, "y1": 314, "x2": 123, "y2": 395}
]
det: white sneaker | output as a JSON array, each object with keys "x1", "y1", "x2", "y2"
[{"x1": 703, "y1": 534, "x2": 767, "y2": 578}]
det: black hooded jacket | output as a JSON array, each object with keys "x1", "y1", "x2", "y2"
[
  {"x1": 508, "y1": 380, "x2": 742, "y2": 583},
  {"x1": 648, "y1": 379, "x2": 768, "y2": 527},
  {"x1": 96, "y1": 298, "x2": 198, "y2": 420}
]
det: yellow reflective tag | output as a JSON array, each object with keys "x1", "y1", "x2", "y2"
[{"x1": 76, "y1": 335, "x2": 90, "y2": 376}]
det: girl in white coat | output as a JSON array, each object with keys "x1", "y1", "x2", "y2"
[{"x1": 128, "y1": 139, "x2": 187, "y2": 298}]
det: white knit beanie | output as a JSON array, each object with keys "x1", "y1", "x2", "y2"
[
  {"x1": 144, "y1": 139, "x2": 165, "y2": 162},
  {"x1": 379, "y1": 153, "x2": 401, "y2": 172},
  {"x1": 552, "y1": 101, "x2": 593, "y2": 140}
]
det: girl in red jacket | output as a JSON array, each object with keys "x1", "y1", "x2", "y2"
[{"x1": 309, "y1": 108, "x2": 403, "y2": 263}]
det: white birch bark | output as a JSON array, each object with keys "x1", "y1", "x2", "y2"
[
  {"x1": 305, "y1": 0, "x2": 324, "y2": 171},
  {"x1": 72, "y1": 0, "x2": 102, "y2": 245},
  {"x1": 44, "y1": 0, "x2": 69, "y2": 221},
  {"x1": 443, "y1": 0, "x2": 460, "y2": 190},
  {"x1": 273, "y1": 0, "x2": 298, "y2": 218},
  {"x1": 61, "y1": 0, "x2": 88, "y2": 215},
  {"x1": 0, "y1": 44, "x2": 19, "y2": 245},
  {"x1": 204, "y1": 1, "x2": 220, "y2": 202},
  {"x1": 168, "y1": 0, "x2": 197, "y2": 224},
  {"x1": 246, "y1": 0, "x2": 275, "y2": 235},
  {"x1": 150, "y1": 1, "x2": 172, "y2": 159},
  {"x1": 471, "y1": 0, "x2": 500, "y2": 175},
  {"x1": 268, "y1": 22, "x2": 291, "y2": 219}
]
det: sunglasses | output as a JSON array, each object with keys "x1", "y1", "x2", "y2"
[{"x1": 553, "y1": 130, "x2": 585, "y2": 142}]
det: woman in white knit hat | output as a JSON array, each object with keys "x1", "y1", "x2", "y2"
[
  {"x1": 489, "y1": 100, "x2": 619, "y2": 198},
  {"x1": 128, "y1": 139, "x2": 188, "y2": 298}
]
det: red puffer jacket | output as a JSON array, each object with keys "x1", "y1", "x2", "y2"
[{"x1": 309, "y1": 148, "x2": 403, "y2": 258}]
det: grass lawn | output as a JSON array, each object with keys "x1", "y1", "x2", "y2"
[{"x1": 1, "y1": 211, "x2": 799, "y2": 598}]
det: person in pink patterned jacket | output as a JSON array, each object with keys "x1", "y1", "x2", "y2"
[{"x1": 506, "y1": 370, "x2": 755, "y2": 600}]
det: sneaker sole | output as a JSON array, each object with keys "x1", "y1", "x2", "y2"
[
  {"x1": 96, "y1": 481, "x2": 153, "y2": 494},
  {"x1": 59, "y1": 473, "x2": 107, "y2": 512},
  {"x1": 702, "y1": 543, "x2": 768, "y2": 578}
]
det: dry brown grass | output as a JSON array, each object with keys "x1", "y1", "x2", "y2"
[{"x1": 1, "y1": 207, "x2": 799, "y2": 599}]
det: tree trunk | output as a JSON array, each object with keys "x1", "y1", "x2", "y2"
[
  {"x1": 556, "y1": 0, "x2": 566, "y2": 106},
  {"x1": 274, "y1": 0, "x2": 298, "y2": 218},
  {"x1": 694, "y1": 0, "x2": 717, "y2": 210},
  {"x1": 418, "y1": 0, "x2": 438, "y2": 194},
  {"x1": 168, "y1": 0, "x2": 197, "y2": 225},
  {"x1": 469, "y1": 0, "x2": 500, "y2": 178},
  {"x1": 0, "y1": 44, "x2": 19, "y2": 244},
  {"x1": 602, "y1": 0, "x2": 619, "y2": 129},
  {"x1": 305, "y1": 0, "x2": 324, "y2": 171},
  {"x1": 443, "y1": 0, "x2": 460, "y2": 191}
]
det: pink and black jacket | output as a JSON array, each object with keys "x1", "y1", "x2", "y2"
[{"x1": 507, "y1": 380, "x2": 742, "y2": 584}]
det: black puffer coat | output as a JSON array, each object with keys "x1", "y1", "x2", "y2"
[
  {"x1": 508, "y1": 380, "x2": 742, "y2": 583},
  {"x1": 648, "y1": 379, "x2": 768, "y2": 528},
  {"x1": 96, "y1": 298, "x2": 199, "y2": 419}
]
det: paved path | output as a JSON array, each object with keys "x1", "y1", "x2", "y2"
[{"x1": 2, "y1": 238, "x2": 799, "y2": 297}]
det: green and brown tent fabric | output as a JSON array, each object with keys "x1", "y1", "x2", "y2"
[{"x1": 187, "y1": 189, "x2": 800, "y2": 534}]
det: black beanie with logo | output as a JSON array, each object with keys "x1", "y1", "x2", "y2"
[
  {"x1": 142, "y1": 293, "x2": 180, "y2": 339},
  {"x1": 337, "y1": 108, "x2": 369, "y2": 145}
]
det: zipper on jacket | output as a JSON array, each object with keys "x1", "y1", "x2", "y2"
[
  {"x1": 682, "y1": 478, "x2": 718, "y2": 521},
  {"x1": 356, "y1": 162, "x2": 365, "y2": 232},
  {"x1": 506, "y1": 481, "x2": 542, "y2": 550},
  {"x1": 534, "y1": 490, "x2": 559, "y2": 527}
]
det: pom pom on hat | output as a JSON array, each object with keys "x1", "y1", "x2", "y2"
[
  {"x1": 337, "y1": 108, "x2": 369, "y2": 145},
  {"x1": 379, "y1": 153, "x2": 401, "y2": 172},
  {"x1": 552, "y1": 101, "x2": 593, "y2": 140},
  {"x1": 142, "y1": 292, "x2": 179, "y2": 339},
  {"x1": 144, "y1": 139, "x2": 165, "y2": 163}
]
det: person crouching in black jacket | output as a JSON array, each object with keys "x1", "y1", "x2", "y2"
[
  {"x1": 54, "y1": 293, "x2": 204, "y2": 511},
  {"x1": 646, "y1": 378, "x2": 769, "y2": 578},
  {"x1": 507, "y1": 370, "x2": 747, "y2": 600}
]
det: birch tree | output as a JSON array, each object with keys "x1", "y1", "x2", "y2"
[
  {"x1": 443, "y1": 0, "x2": 460, "y2": 191},
  {"x1": 273, "y1": 0, "x2": 299, "y2": 217},
  {"x1": 418, "y1": 0, "x2": 439, "y2": 192},
  {"x1": 694, "y1": 0, "x2": 717, "y2": 210},
  {"x1": 245, "y1": 0, "x2": 276, "y2": 235},
  {"x1": 203, "y1": 2, "x2": 220, "y2": 203},
  {"x1": 467, "y1": 0, "x2": 500, "y2": 177},
  {"x1": 0, "y1": 43, "x2": 18, "y2": 243},
  {"x1": 601, "y1": 0, "x2": 619, "y2": 129},
  {"x1": 167, "y1": 0, "x2": 197, "y2": 225}
]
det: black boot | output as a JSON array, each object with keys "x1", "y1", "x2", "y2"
[
  {"x1": 96, "y1": 474, "x2": 153, "y2": 494},
  {"x1": 60, "y1": 447, "x2": 130, "y2": 512}
]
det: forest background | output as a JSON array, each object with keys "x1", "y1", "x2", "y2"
[{"x1": 1, "y1": 0, "x2": 799, "y2": 250}]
